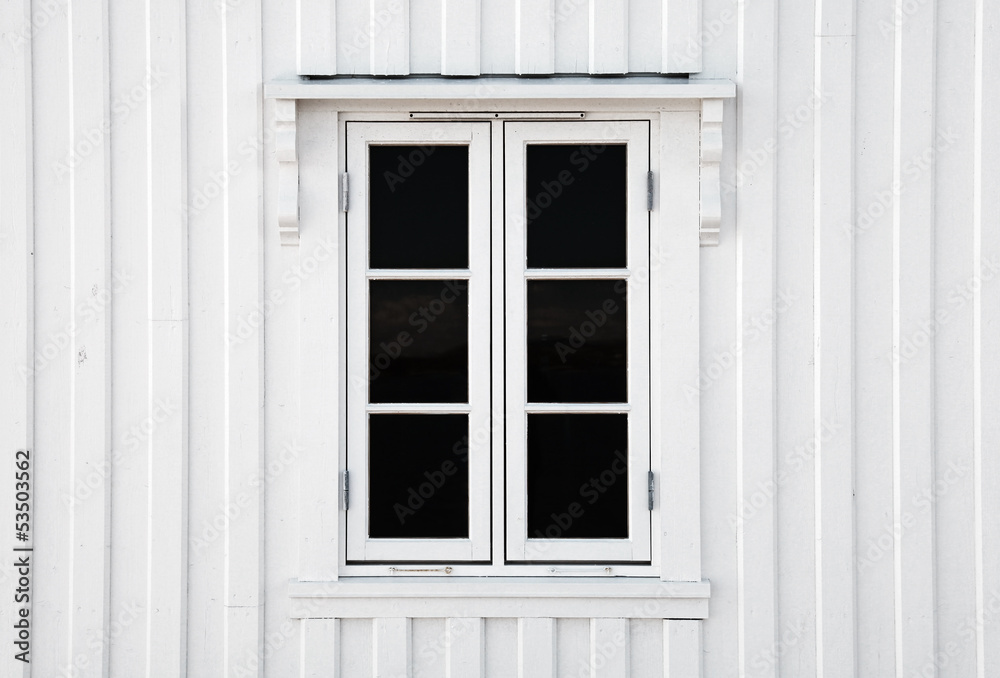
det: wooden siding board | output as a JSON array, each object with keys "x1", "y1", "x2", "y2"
[
  {"x1": 853, "y1": 0, "x2": 898, "y2": 674},
  {"x1": 975, "y1": 0, "x2": 1000, "y2": 673},
  {"x1": 734, "y1": 0, "x2": 779, "y2": 670},
  {"x1": 814, "y1": 34, "x2": 857, "y2": 677},
  {"x1": 441, "y1": 0, "x2": 481, "y2": 75},
  {"x1": 518, "y1": 618, "x2": 556, "y2": 677},
  {"x1": 409, "y1": 0, "x2": 442, "y2": 73},
  {"x1": 590, "y1": 618, "x2": 629, "y2": 677},
  {"x1": 371, "y1": 0, "x2": 411, "y2": 75},
  {"x1": 589, "y1": 0, "x2": 627, "y2": 74},
  {"x1": 297, "y1": 0, "x2": 337, "y2": 75},
  {"x1": 374, "y1": 618, "x2": 412, "y2": 677},
  {"x1": 446, "y1": 618, "x2": 485, "y2": 678},
  {"x1": 553, "y1": 0, "x2": 588, "y2": 73},
  {"x1": 662, "y1": 0, "x2": 701, "y2": 72},
  {"x1": 627, "y1": 0, "x2": 661, "y2": 72},
  {"x1": 892, "y1": 0, "x2": 938, "y2": 671},
  {"x1": 515, "y1": 0, "x2": 555, "y2": 73},
  {"x1": 301, "y1": 618, "x2": 341, "y2": 677},
  {"x1": 336, "y1": 0, "x2": 371, "y2": 73},
  {"x1": 663, "y1": 620, "x2": 701, "y2": 677},
  {"x1": 480, "y1": 0, "x2": 516, "y2": 73}
]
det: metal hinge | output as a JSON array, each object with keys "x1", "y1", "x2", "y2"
[
  {"x1": 647, "y1": 171, "x2": 654, "y2": 211},
  {"x1": 342, "y1": 470, "x2": 350, "y2": 510},
  {"x1": 648, "y1": 471, "x2": 655, "y2": 510},
  {"x1": 340, "y1": 173, "x2": 349, "y2": 212}
]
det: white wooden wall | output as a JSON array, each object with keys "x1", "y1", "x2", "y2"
[{"x1": 3, "y1": 0, "x2": 1000, "y2": 676}]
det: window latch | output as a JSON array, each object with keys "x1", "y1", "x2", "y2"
[
  {"x1": 648, "y1": 471, "x2": 655, "y2": 510},
  {"x1": 342, "y1": 470, "x2": 350, "y2": 510},
  {"x1": 340, "y1": 173, "x2": 349, "y2": 212},
  {"x1": 647, "y1": 170, "x2": 654, "y2": 211}
]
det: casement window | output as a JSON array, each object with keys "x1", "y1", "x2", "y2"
[{"x1": 345, "y1": 119, "x2": 653, "y2": 565}]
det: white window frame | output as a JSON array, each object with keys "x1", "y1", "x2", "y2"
[
  {"x1": 503, "y1": 120, "x2": 651, "y2": 562},
  {"x1": 345, "y1": 122, "x2": 493, "y2": 562},
  {"x1": 276, "y1": 77, "x2": 731, "y2": 583}
]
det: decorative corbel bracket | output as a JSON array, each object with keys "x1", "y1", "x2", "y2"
[
  {"x1": 276, "y1": 98, "x2": 299, "y2": 246},
  {"x1": 700, "y1": 99, "x2": 724, "y2": 247}
]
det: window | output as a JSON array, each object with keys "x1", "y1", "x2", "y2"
[{"x1": 345, "y1": 119, "x2": 652, "y2": 566}]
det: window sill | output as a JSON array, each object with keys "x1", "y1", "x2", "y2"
[{"x1": 288, "y1": 577, "x2": 710, "y2": 619}]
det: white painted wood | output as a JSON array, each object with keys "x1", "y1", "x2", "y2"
[
  {"x1": 374, "y1": 617, "x2": 412, "y2": 677},
  {"x1": 68, "y1": 0, "x2": 113, "y2": 671},
  {"x1": 337, "y1": 0, "x2": 371, "y2": 73},
  {"x1": 276, "y1": 99, "x2": 299, "y2": 246},
  {"x1": 699, "y1": 99, "x2": 724, "y2": 246},
  {"x1": 662, "y1": 0, "x2": 701, "y2": 73},
  {"x1": 655, "y1": 111, "x2": 702, "y2": 582},
  {"x1": 733, "y1": 0, "x2": 778, "y2": 670},
  {"x1": 441, "y1": 0, "x2": 480, "y2": 75},
  {"x1": 409, "y1": 0, "x2": 442, "y2": 74},
  {"x1": 515, "y1": 0, "x2": 555, "y2": 74},
  {"x1": 265, "y1": 77, "x2": 737, "y2": 100},
  {"x1": 301, "y1": 618, "x2": 341, "y2": 676},
  {"x1": 147, "y1": 1, "x2": 188, "y2": 673},
  {"x1": 0, "y1": 0, "x2": 33, "y2": 676},
  {"x1": 814, "y1": 34, "x2": 856, "y2": 678},
  {"x1": 371, "y1": 0, "x2": 410, "y2": 75},
  {"x1": 975, "y1": 0, "x2": 1000, "y2": 674},
  {"x1": 297, "y1": 0, "x2": 337, "y2": 74},
  {"x1": 445, "y1": 617, "x2": 485, "y2": 677},
  {"x1": 589, "y1": 0, "x2": 628, "y2": 74},
  {"x1": 627, "y1": 0, "x2": 661, "y2": 73},
  {"x1": 298, "y1": 107, "x2": 343, "y2": 581},
  {"x1": 503, "y1": 120, "x2": 651, "y2": 563},
  {"x1": 892, "y1": 0, "x2": 938, "y2": 672},
  {"x1": 590, "y1": 618, "x2": 629, "y2": 677},
  {"x1": 518, "y1": 618, "x2": 556, "y2": 677},
  {"x1": 663, "y1": 620, "x2": 701, "y2": 677},
  {"x1": 345, "y1": 121, "x2": 492, "y2": 562},
  {"x1": 554, "y1": 0, "x2": 588, "y2": 74},
  {"x1": 225, "y1": 0, "x2": 265, "y2": 671},
  {"x1": 480, "y1": 0, "x2": 516, "y2": 73}
]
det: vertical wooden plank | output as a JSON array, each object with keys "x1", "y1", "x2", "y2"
[
  {"x1": 410, "y1": 0, "x2": 442, "y2": 74},
  {"x1": 734, "y1": 0, "x2": 778, "y2": 670},
  {"x1": 108, "y1": 0, "x2": 155, "y2": 672},
  {"x1": 298, "y1": 0, "x2": 337, "y2": 75},
  {"x1": 892, "y1": 0, "x2": 937, "y2": 671},
  {"x1": 627, "y1": 0, "x2": 661, "y2": 73},
  {"x1": 223, "y1": 0, "x2": 265, "y2": 672},
  {"x1": 298, "y1": 108, "x2": 341, "y2": 580},
  {"x1": 68, "y1": 0, "x2": 114, "y2": 674},
  {"x1": 480, "y1": 0, "x2": 515, "y2": 73},
  {"x1": 553, "y1": 0, "x2": 587, "y2": 74},
  {"x1": 814, "y1": 29, "x2": 857, "y2": 678},
  {"x1": 589, "y1": 0, "x2": 627, "y2": 74},
  {"x1": 446, "y1": 618, "x2": 485, "y2": 678},
  {"x1": 337, "y1": 0, "x2": 371, "y2": 73},
  {"x1": 590, "y1": 619, "x2": 629, "y2": 677},
  {"x1": 515, "y1": 0, "x2": 555, "y2": 74},
  {"x1": 518, "y1": 618, "x2": 556, "y2": 678},
  {"x1": 628, "y1": 620, "x2": 663, "y2": 678},
  {"x1": 370, "y1": 0, "x2": 410, "y2": 75},
  {"x1": 0, "y1": 0, "x2": 33, "y2": 675},
  {"x1": 655, "y1": 112, "x2": 701, "y2": 582},
  {"x1": 147, "y1": 0, "x2": 188, "y2": 672},
  {"x1": 663, "y1": 620, "x2": 701, "y2": 677},
  {"x1": 853, "y1": 0, "x2": 896, "y2": 674},
  {"x1": 301, "y1": 618, "x2": 341, "y2": 677},
  {"x1": 662, "y1": 0, "x2": 701, "y2": 73},
  {"x1": 974, "y1": 0, "x2": 1000, "y2": 673},
  {"x1": 441, "y1": 0, "x2": 480, "y2": 75},
  {"x1": 374, "y1": 618, "x2": 412, "y2": 677}
]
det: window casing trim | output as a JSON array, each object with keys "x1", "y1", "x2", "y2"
[{"x1": 291, "y1": 98, "x2": 713, "y2": 584}]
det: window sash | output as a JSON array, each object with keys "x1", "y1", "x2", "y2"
[
  {"x1": 502, "y1": 120, "x2": 652, "y2": 562},
  {"x1": 345, "y1": 122, "x2": 493, "y2": 562}
]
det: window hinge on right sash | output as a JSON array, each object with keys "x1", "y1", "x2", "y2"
[
  {"x1": 648, "y1": 471, "x2": 655, "y2": 510},
  {"x1": 647, "y1": 170, "x2": 654, "y2": 211},
  {"x1": 342, "y1": 470, "x2": 350, "y2": 510}
]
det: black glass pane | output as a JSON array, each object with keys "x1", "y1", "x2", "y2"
[
  {"x1": 527, "y1": 279, "x2": 627, "y2": 403},
  {"x1": 369, "y1": 145, "x2": 469, "y2": 269},
  {"x1": 369, "y1": 414, "x2": 469, "y2": 539},
  {"x1": 527, "y1": 413, "x2": 629, "y2": 539},
  {"x1": 526, "y1": 144, "x2": 627, "y2": 268},
  {"x1": 369, "y1": 279, "x2": 468, "y2": 403}
]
